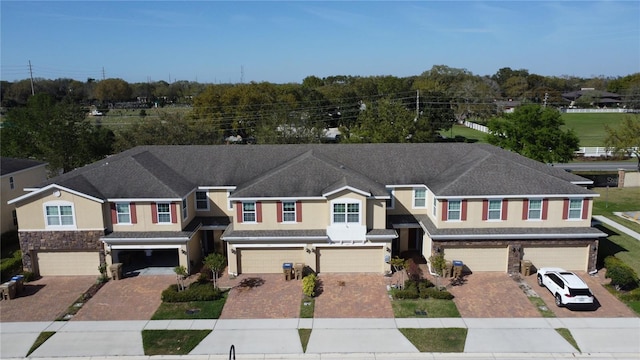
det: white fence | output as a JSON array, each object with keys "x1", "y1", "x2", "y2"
[
  {"x1": 561, "y1": 108, "x2": 635, "y2": 114},
  {"x1": 463, "y1": 121, "x2": 490, "y2": 134}
]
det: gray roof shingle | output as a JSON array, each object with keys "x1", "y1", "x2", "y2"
[{"x1": 1, "y1": 157, "x2": 46, "y2": 176}]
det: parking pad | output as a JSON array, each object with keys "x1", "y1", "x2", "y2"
[
  {"x1": 190, "y1": 329, "x2": 302, "y2": 354},
  {"x1": 464, "y1": 328, "x2": 576, "y2": 353},
  {"x1": 306, "y1": 329, "x2": 419, "y2": 353},
  {"x1": 30, "y1": 331, "x2": 144, "y2": 357}
]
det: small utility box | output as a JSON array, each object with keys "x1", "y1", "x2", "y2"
[
  {"x1": 521, "y1": 260, "x2": 532, "y2": 276},
  {"x1": 283, "y1": 263, "x2": 293, "y2": 281},
  {"x1": 110, "y1": 263, "x2": 123, "y2": 280},
  {"x1": 444, "y1": 261, "x2": 453, "y2": 278},
  {"x1": 452, "y1": 260, "x2": 464, "y2": 278},
  {"x1": 294, "y1": 263, "x2": 305, "y2": 280}
]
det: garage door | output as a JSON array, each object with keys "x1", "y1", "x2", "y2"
[
  {"x1": 37, "y1": 251, "x2": 100, "y2": 276},
  {"x1": 444, "y1": 247, "x2": 508, "y2": 272},
  {"x1": 317, "y1": 247, "x2": 383, "y2": 273},
  {"x1": 522, "y1": 246, "x2": 588, "y2": 271},
  {"x1": 238, "y1": 248, "x2": 304, "y2": 274}
]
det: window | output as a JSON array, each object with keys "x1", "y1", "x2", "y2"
[
  {"x1": 528, "y1": 199, "x2": 542, "y2": 220},
  {"x1": 432, "y1": 197, "x2": 437, "y2": 216},
  {"x1": 182, "y1": 198, "x2": 188, "y2": 219},
  {"x1": 12, "y1": 210, "x2": 17, "y2": 226},
  {"x1": 568, "y1": 199, "x2": 583, "y2": 219},
  {"x1": 157, "y1": 203, "x2": 171, "y2": 223},
  {"x1": 116, "y1": 203, "x2": 131, "y2": 224},
  {"x1": 243, "y1": 202, "x2": 256, "y2": 222},
  {"x1": 195, "y1": 191, "x2": 209, "y2": 210},
  {"x1": 9, "y1": 176, "x2": 14, "y2": 190},
  {"x1": 282, "y1": 201, "x2": 296, "y2": 222},
  {"x1": 45, "y1": 204, "x2": 74, "y2": 226},
  {"x1": 447, "y1": 200, "x2": 461, "y2": 221},
  {"x1": 333, "y1": 202, "x2": 360, "y2": 223},
  {"x1": 414, "y1": 188, "x2": 426, "y2": 207},
  {"x1": 487, "y1": 199, "x2": 502, "y2": 220}
]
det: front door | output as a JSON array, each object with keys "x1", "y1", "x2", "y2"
[{"x1": 408, "y1": 228, "x2": 423, "y2": 251}]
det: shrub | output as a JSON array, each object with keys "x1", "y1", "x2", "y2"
[
  {"x1": 604, "y1": 256, "x2": 639, "y2": 290},
  {"x1": 0, "y1": 250, "x2": 22, "y2": 282},
  {"x1": 302, "y1": 273, "x2": 317, "y2": 297},
  {"x1": 620, "y1": 288, "x2": 640, "y2": 302},
  {"x1": 21, "y1": 271, "x2": 36, "y2": 282},
  {"x1": 393, "y1": 287, "x2": 419, "y2": 299},
  {"x1": 422, "y1": 287, "x2": 454, "y2": 300},
  {"x1": 404, "y1": 279, "x2": 418, "y2": 290},
  {"x1": 161, "y1": 282, "x2": 223, "y2": 302},
  {"x1": 406, "y1": 259, "x2": 422, "y2": 281}
]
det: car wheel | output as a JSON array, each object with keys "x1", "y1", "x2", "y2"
[
  {"x1": 555, "y1": 293, "x2": 563, "y2": 307},
  {"x1": 537, "y1": 275, "x2": 544, "y2": 287}
]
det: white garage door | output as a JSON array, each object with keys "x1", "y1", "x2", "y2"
[
  {"x1": 444, "y1": 247, "x2": 508, "y2": 272},
  {"x1": 318, "y1": 247, "x2": 383, "y2": 273},
  {"x1": 238, "y1": 248, "x2": 304, "y2": 274},
  {"x1": 37, "y1": 251, "x2": 100, "y2": 276},
  {"x1": 522, "y1": 246, "x2": 589, "y2": 271}
]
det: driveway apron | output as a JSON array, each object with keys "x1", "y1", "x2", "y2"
[
  {"x1": 219, "y1": 274, "x2": 302, "y2": 319},
  {"x1": 314, "y1": 273, "x2": 394, "y2": 318}
]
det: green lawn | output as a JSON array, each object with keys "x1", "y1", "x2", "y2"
[
  {"x1": 299, "y1": 296, "x2": 315, "y2": 318},
  {"x1": 88, "y1": 106, "x2": 192, "y2": 129},
  {"x1": 392, "y1": 298, "x2": 461, "y2": 318},
  {"x1": 399, "y1": 328, "x2": 467, "y2": 352},
  {"x1": 150, "y1": 294, "x2": 227, "y2": 320},
  {"x1": 440, "y1": 124, "x2": 489, "y2": 144},
  {"x1": 26, "y1": 332, "x2": 56, "y2": 356},
  {"x1": 142, "y1": 329, "x2": 210, "y2": 355},
  {"x1": 555, "y1": 328, "x2": 580, "y2": 352},
  {"x1": 596, "y1": 224, "x2": 640, "y2": 276},
  {"x1": 299, "y1": 329, "x2": 312, "y2": 352},
  {"x1": 561, "y1": 113, "x2": 630, "y2": 146}
]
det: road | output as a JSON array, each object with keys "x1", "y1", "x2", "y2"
[{"x1": 553, "y1": 161, "x2": 638, "y2": 172}]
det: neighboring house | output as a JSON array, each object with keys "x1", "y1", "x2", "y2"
[
  {"x1": 494, "y1": 99, "x2": 522, "y2": 113},
  {"x1": 1, "y1": 157, "x2": 48, "y2": 235},
  {"x1": 562, "y1": 88, "x2": 622, "y2": 108},
  {"x1": 9, "y1": 144, "x2": 604, "y2": 277}
]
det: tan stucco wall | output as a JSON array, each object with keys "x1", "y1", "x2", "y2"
[
  {"x1": 234, "y1": 200, "x2": 328, "y2": 230},
  {"x1": 187, "y1": 232, "x2": 203, "y2": 273},
  {"x1": 15, "y1": 189, "x2": 105, "y2": 230},
  {"x1": 367, "y1": 199, "x2": 387, "y2": 229},
  {"x1": 194, "y1": 189, "x2": 234, "y2": 217},
  {"x1": 387, "y1": 188, "x2": 430, "y2": 216},
  {"x1": 623, "y1": 171, "x2": 640, "y2": 188},
  {"x1": 1, "y1": 165, "x2": 47, "y2": 233},
  {"x1": 112, "y1": 201, "x2": 182, "y2": 232}
]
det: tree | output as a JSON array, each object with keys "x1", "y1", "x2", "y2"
[
  {"x1": 203, "y1": 253, "x2": 226, "y2": 289},
  {"x1": 342, "y1": 98, "x2": 413, "y2": 143},
  {"x1": 604, "y1": 115, "x2": 640, "y2": 170},
  {"x1": 429, "y1": 254, "x2": 447, "y2": 289},
  {"x1": 93, "y1": 78, "x2": 133, "y2": 103},
  {"x1": 389, "y1": 256, "x2": 408, "y2": 288},
  {"x1": 487, "y1": 104, "x2": 579, "y2": 163},
  {"x1": 173, "y1": 265, "x2": 187, "y2": 292},
  {"x1": 1, "y1": 94, "x2": 114, "y2": 174}
]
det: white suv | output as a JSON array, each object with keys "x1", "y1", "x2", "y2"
[{"x1": 536, "y1": 267, "x2": 594, "y2": 307}]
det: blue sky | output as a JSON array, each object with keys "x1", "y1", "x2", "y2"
[{"x1": 2, "y1": 1, "x2": 639, "y2": 84}]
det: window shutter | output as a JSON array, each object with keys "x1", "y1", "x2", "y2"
[
  {"x1": 482, "y1": 199, "x2": 488, "y2": 220},
  {"x1": 542, "y1": 199, "x2": 549, "y2": 220},
  {"x1": 277, "y1": 202, "x2": 283, "y2": 223},
  {"x1": 501, "y1": 199, "x2": 508, "y2": 220},
  {"x1": 522, "y1": 199, "x2": 529, "y2": 220},
  {"x1": 130, "y1": 203, "x2": 137, "y2": 224},
  {"x1": 171, "y1": 203, "x2": 177, "y2": 223},
  {"x1": 296, "y1": 201, "x2": 302, "y2": 222},
  {"x1": 582, "y1": 199, "x2": 590, "y2": 220},
  {"x1": 256, "y1": 201, "x2": 262, "y2": 223},
  {"x1": 441, "y1": 200, "x2": 448, "y2": 221},
  {"x1": 151, "y1": 202, "x2": 158, "y2": 224},
  {"x1": 236, "y1": 202, "x2": 243, "y2": 223},
  {"x1": 562, "y1": 199, "x2": 569, "y2": 220},
  {"x1": 461, "y1": 200, "x2": 467, "y2": 221},
  {"x1": 110, "y1": 203, "x2": 117, "y2": 224}
]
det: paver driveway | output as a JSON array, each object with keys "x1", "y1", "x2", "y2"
[
  {"x1": 0, "y1": 276, "x2": 95, "y2": 322},
  {"x1": 314, "y1": 273, "x2": 394, "y2": 318},
  {"x1": 523, "y1": 270, "x2": 636, "y2": 318},
  {"x1": 71, "y1": 275, "x2": 175, "y2": 321}
]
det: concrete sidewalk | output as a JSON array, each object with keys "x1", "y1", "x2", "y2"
[
  {"x1": 1, "y1": 317, "x2": 638, "y2": 359},
  {"x1": 593, "y1": 215, "x2": 640, "y2": 240}
]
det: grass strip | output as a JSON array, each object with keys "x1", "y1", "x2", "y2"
[
  {"x1": 298, "y1": 328, "x2": 312, "y2": 353},
  {"x1": 528, "y1": 296, "x2": 555, "y2": 317},
  {"x1": 26, "y1": 331, "x2": 55, "y2": 356},
  {"x1": 151, "y1": 293, "x2": 227, "y2": 320},
  {"x1": 555, "y1": 328, "x2": 581, "y2": 352},
  {"x1": 300, "y1": 296, "x2": 315, "y2": 318},
  {"x1": 392, "y1": 298, "x2": 461, "y2": 318},
  {"x1": 142, "y1": 329, "x2": 210, "y2": 355},
  {"x1": 399, "y1": 328, "x2": 467, "y2": 352}
]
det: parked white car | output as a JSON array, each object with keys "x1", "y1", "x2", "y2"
[{"x1": 536, "y1": 267, "x2": 594, "y2": 307}]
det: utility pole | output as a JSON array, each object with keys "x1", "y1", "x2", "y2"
[
  {"x1": 414, "y1": 89, "x2": 419, "y2": 122},
  {"x1": 240, "y1": 65, "x2": 244, "y2": 84},
  {"x1": 543, "y1": 92, "x2": 549, "y2": 108},
  {"x1": 28, "y1": 60, "x2": 35, "y2": 95},
  {"x1": 102, "y1": 67, "x2": 106, "y2": 80}
]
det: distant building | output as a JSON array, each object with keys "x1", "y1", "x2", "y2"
[
  {"x1": 562, "y1": 88, "x2": 622, "y2": 108},
  {"x1": 1, "y1": 158, "x2": 47, "y2": 234}
]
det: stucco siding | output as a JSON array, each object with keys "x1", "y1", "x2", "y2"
[{"x1": 16, "y1": 190, "x2": 104, "y2": 230}]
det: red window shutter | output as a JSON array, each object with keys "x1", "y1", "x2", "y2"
[
  {"x1": 501, "y1": 199, "x2": 508, "y2": 220},
  {"x1": 236, "y1": 202, "x2": 243, "y2": 223},
  {"x1": 110, "y1": 203, "x2": 117, "y2": 224},
  {"x1": 277, "y1": 202, "x2": 283, "y2": 222},
  {"x1": 542, "y1": 199, "x2": 549, "y2": 220},
  {"x1": 130, "y1": 203, "x2": 137, "y2": 224},
  {"x1": 461, "y1": 200, "x2": 467, "y2": 221},
  {"x1": 296, "y1": 201, "x2": 302, "y2": 222},
  {"x1": 441, "y1": 200, "x2": 448, "y2": 221},
  {"x1": 482, "y1": 200, "x2": 488, "y2": 220},
  {"x1": 256, "y1": 202, "x2": 262, "y2": 223},
  {"x1": 562, "y1": 199, "x2": 569, "y2": 220},
  {"x1": 522, "y1": 199, "x2": 529, "y2": 220},
  {"x1": 151, "y1": 202, "x2": 158, "y2": 224},
  {"x1": 171, "y1": 203, "x2": 178, "y2": 223},
  {"x1": 582, "y1": 199, "x2": 590, "y2": 220}
]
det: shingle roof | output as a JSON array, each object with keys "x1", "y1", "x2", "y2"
[
  {"x1": 36, "y1": 143, "x2": 595, "y2": 200},
  {"x1": 1, "y1": 157, "x2": 47, "y2": 176}
]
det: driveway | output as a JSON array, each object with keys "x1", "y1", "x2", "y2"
[
  {"x1": 522, "y1": 270, "x2": 636, "y2": 318},
  {"x1": 314, "y1": 273, "x2": 394, "y2": 318},
  {"x1": 71, "y1": 275, "x2": 175, "y2": 321},
  {"x1": 0, "y1": 276, "x2": 95, "y2": 322}
]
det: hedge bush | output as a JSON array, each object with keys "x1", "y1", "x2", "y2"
[
  {"x1": 161, "y1": 282, "x2": 223, "y2": 302},
  {"x1": 302, "y1": 273, "x2": 317, "y2": 297},
  {"x1": 604, "y1": 256, "x2": 639, "y2": 290},
  {"x1": 422, "y1": 287, "x2": 454, "y2": 300},
  {"x1": 0, "y1": 250, "x2": 22, "y2": 282},
  {"x1": 393, "y1": 287, "x2": 419, "y2": 299},
  {"x1": 620, "y1": 288, "x2": 640, "y2": 302}
]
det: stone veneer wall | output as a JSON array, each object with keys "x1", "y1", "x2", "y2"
[
  {"x1": 19, "y1": 230, "x2": 106, "y2": 273},
  {"x1": 432, "y1": 238, "x2": 599, "y2": 274}
]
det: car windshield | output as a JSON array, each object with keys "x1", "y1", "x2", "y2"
[{"x1": 569, "y1": 288, "x2": 592, "y2": 296}]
